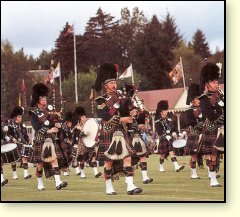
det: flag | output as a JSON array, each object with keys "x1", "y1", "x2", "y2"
[
  {"x1": 64, "y1": 25, "x2": 74, "y2": 37},
  {"x1": 169, "y1": 61, "x2": 182, "y2": 84},
  {"x1": 21, "y1": 79, "x2": 25, "y2": 94},
  {"x1": 53, "y1": 62, "x2": 61, "y2": 79},
  {"x1": 119, "y1": 63, "x2": 133, "y2": 79}
]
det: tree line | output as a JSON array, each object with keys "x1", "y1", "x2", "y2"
[{"x1": 1, "y1": 7, "x2": 224, "y2": 119}]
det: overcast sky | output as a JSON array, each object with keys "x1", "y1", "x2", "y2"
[{"x1": 1, "y1": 1, "x2": 224, "y2": 58}]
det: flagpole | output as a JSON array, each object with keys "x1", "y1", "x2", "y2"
[
  {"x1": 180, "y1": 57, "x2": 186, "y2": 89},
  {"x1": 73, "y1": 25, "x2": 78, "y2": 104},
  {"x1": 131, "y1": 63, "x2": 134, "y2": 84},
  {"x1": 59, "y1": 62, "x2": 62, "y2": 97}
]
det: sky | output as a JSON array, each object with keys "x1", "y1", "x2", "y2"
[{"x1": 1, "y1": 1, "x2": 224, "y2": 58}]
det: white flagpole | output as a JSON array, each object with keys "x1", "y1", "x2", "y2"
[
  {"x1": 73, "y1": 25, "x2": 78, "y2": 103},
  {"x1": 131, "y1": 63, "x2": 134, "y2": 84},
  {"x1": 180, "y1": 57, "x2": 186, "y2": 89},
  {"x1": 59, "y1": 62, "x2": 62, "y2": 97}
]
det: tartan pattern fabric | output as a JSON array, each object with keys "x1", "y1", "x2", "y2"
[
  {"x1": 185, "y1": 133, "x2": 200, "y2": 155},
  {"x1": 198, "y1": 127, "x2": 218, "y2": 155},
  {"x1": 156, "y1": 137, "x2": 174, "y2": 155}
]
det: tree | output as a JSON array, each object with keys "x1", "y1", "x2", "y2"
[
  {"x1": 83, "y1": 8, "x2": 119, "y2": 66},
  {"x1": 192, "y1": 29, "x2": 211, "y2": 59},
  {"x1": 36, "y1": 50, "x2": 54, "y2": 70}
]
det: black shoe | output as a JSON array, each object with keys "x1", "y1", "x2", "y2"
[
  {"x1": 211, "y1": 184, "x2": 222, "y2": 187},
  {"x1": 1, "y1": 179, "x2": 8, "y2": 186},
  {"x1": 95, "y1": 172, "x2": 102, "y2": 178},
  {"x1": 143, "y1": 178, "x2": 153, "y2": 184},
  {"x1": 24, "y1": 174, "x2": 32, "y2": 179},
  {"x1": 106, "y1": 192, "x2": 117, "y2": 195},
  {"x1": 127, "y1": 187, "x2": 143, "y2": 195},
  {"x1": 176, "y1": 165, "x2": 185, "y2": 172},
  {"x1": 56, "y1": 182, "x2": 68, "y2": 190}
]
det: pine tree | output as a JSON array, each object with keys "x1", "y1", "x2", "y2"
[{"x1": 192, "y1": 29, "x2": 211, "y2": 59}]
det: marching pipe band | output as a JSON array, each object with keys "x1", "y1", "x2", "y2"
[{"x1": 1, "y1": 61, "x2": 224, "y2": 193}]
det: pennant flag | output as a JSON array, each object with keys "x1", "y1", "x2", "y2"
[
  {"x1": 53, "y1": 62, "x2": 61, "y2": 79},
  {"x1": 64, "y1": 25, "x2": 74, "y2": 37},
  {"x1": 119, "y1": 63, "x2": 133, "y2": 79},
  {"x1": 169, "y1": 61, "x2": 182, "y2": 84}
]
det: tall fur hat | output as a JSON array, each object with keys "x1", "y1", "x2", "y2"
[
  {"x1": 137, "y1": 110, "x2": 150, "y2": 124},
  {"x1": 10, "y1": 106, "x2": 24, "y2": 119},
  {"x1": 200, "y1": 62, "x2": 220, "y2": 93},
  {"x1": 74, "y1": 106, "x2": 86, "y2": 118},
  {"x1": 31, "y1": 83, "x2": 49, "y2": 107},
  {"x1": 64, "y1": 111, "x2": 74, "y2": 122},
  {"x1": 186, "y1": 83, "x2": 201, "y2": 105},
  {"x1": 95, "y1": 63, "x2": 117, "y2": 92},
  {"x1": 156, "y1": 100, "x2": 169, "y2": 115}
]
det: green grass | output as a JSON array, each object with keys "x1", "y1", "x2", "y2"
[{"x1": 1, "y1": 155, "x2": 224, "y2": 202}]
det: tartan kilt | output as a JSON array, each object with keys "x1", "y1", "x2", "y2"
[
  {"x1": 185, "y1": 133, "x2": 200, "y2": 155},
  {"x1": 64, "y1": 142, "x2": 73, "y2": 165},
  {"x1": 97, "y1": 125, "x2": 135, "y2": 162},
  {"x1": 33, "y1": 133, "x2": 68, "y2": 178},
  {"x1": 199, "y1": 128, "x2": 218, "y2": 155},
  {"x1": 77, "y1": 141, "x2": 96, "y2": 163},
  {"x1": 156, "y1": 137, "x2": 174, "y2": 156}
]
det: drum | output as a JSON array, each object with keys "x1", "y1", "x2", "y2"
[
  {"x1": 1, "y1": 143, "x2": 20, "y2": 163},
  {"x1": 21, "y1": 144, "x2": 33, "y2": 158},
  {"x1": 82, "y1": 118, "x2": 99, "y2": 148},
  {"x1": 172, "y1": 139, "x2": 187, "y2": 156}
]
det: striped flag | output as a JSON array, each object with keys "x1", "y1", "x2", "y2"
[{"x1": 64, "y1": 25, "x2": 74, "y2": 37}]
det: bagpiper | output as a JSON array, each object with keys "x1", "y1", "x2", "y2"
[
  {"x1": 199, "y1": 62, "x2": 224, "y2": 187},
  {"x1": 29, "y1": 83, "x2": 68, "y2": 190},
  {"x1": 95, "y1": 63, "x2": 142, "y2": 195},
  {"x1": 184, "y1": 83, "x2": 203, "y2": 179}
]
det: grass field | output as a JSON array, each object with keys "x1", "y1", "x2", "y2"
[{"x1": 1, "y1": 155, "x2": 225, "y2": 202}]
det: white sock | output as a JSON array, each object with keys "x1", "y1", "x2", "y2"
[
  {"x1": 141, "y1": 170, "x2": 149, "y2": 181},
  {"x1": 191, "y1": 168, "x2": 198, "y2": 178},
  {"x1": 63, "y1": 171, "x2": 69, "y2": 176},
  {"x1": 24, "y1": 169, "x2": 29, "y2": 177},
  {"x1": 1, "y1": 174, "x2": 4, "y2": 183},
  {"x1": 75, "y1": 167, "x2": 80, "y2": 174},
  {"x1": 125, "y1": 176, "x2": 137, "y2": 191},
  {"x1": 93, "y1": 167, "x2": 98, "y2": 176},
  {"x1": 173, "y1": 161, "x2": 180, "y2": 170},
  {"x1": 207, "y1": 166, "x2": 211, "y2": 178},
  {"x1": 80, "y1": 169, "x2": 86, "y2": 178},
  {"x1": 159, "y1": 164, "x2": 165, "y2": 172},
  {"x1": 54, "y1": 175, "x2": 62, "y2": 187},
  {"x1": 37, "y1": 177, "x2": 44, "y2": 189},
  {"x1": 209, "y1": 171, "x2": 219, "y2": 186},
  {"x1": 13, "y1": 171, "x2": 18, "y2": 179},
  {"x1": 106, "y1": 179, "x2": 115, "y2": 193}
]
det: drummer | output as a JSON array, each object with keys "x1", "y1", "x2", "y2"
[
  {"x1": 155, "y1": 100, "x2": 185, "y2": 172},
  {"x1": 7, "y1": 106, "x2": 32, "y2": 180},
  {"x1": 184, "y1": 83, "x2": 203, "y2": 179},
  {"x1": 71, "y1": 106, "x2": 101, "y2": 179},
  {"x1": 1, "y1": 125, "x2": 10, "y2": 186}
]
